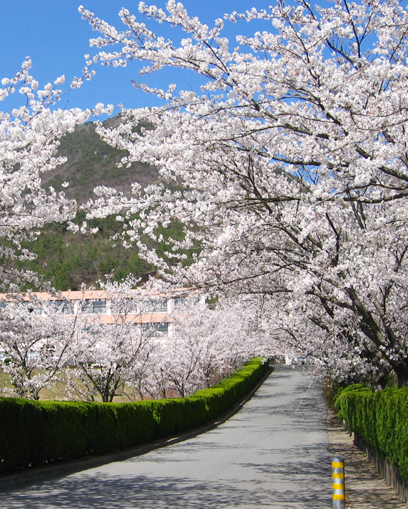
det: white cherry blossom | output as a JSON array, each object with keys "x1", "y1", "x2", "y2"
[{"x1": 82, "y1": 0, "x2": 408, "y2": 387}]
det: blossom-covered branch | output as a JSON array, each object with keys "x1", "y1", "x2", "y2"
[{"x1": 80, "y1": 0, "x2": 408, "y2": 387}]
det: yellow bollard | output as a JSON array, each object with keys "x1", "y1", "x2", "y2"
[{"x1": 332, "y1": 456, "x2": 345, "y2": 509}]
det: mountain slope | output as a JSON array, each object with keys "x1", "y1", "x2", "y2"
[{"x1": 42, "y1": 117, "x2": 159, "y2": 203}]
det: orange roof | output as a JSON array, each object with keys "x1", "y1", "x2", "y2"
[{"x1": 0, "y1": 288, "x2": 195, "y2": 302}]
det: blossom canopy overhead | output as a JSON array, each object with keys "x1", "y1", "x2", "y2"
[{"x1": 82, "y1": 0, "x2": 408, "y2": 386}]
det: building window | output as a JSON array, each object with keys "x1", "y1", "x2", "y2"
[
  {"x1": 53, "y1": 300, "x2": 74, "y2": 315},
  {"x1": 151, "y1": 322, "x2": 168, "y2": 337},
  {"x1": 142, "y1": 299, "x2": 168, "y2": 313},
  {"x1": 82, "y1": 299, "x2": 107, "y2": 314},
  {"x1": 174, "y1": 297, "x2": 186, "y2": 308},
  {"x1": 139, "y1": 322, "x2": 169, "y2": 338}
]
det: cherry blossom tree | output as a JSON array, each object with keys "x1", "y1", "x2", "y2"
[
  {"x1": 0, "y1": 58, "x2": 112, "y2": 291},
  {"x1": 130, "y1": 296, "x2": 272, "y2": 399},
  {"x1": 0, "y1": 284, "x2": 163, "y2": 402},
  {"x1": 0, "y1": 284, "x2": 272, "y2": 401},
  {"x1": 64, "y1": 279, "x2": 163, "y2": 402},
  {"x1": 0, "y1": 295, "x2": 76, "y2": 399},
  {"x1": 64, "y1": 321, "x2": 153, "y2": 402},
  {"x1": 80, "y1": 0, "x2": 408, "y2": 386}
]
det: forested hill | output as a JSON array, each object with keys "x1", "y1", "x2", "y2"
[
  {"x1": 12, "y1": 214, "x2": 187, "y2": 291},
  {"x1": 42, "y1": 116, "x2": 159, "y2": 203},
  {"x1": 8, "y1": 118, "x2": 185, "y2": 291}
]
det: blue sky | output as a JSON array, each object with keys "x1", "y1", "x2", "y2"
[{"x1": 0, "y1": 0, "x2": 279, "y2": 116}]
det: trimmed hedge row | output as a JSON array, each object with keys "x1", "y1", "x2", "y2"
[
  {"x1": 0, "y1": 357, "x2": 269, "y2": 474},
  {"x1": 335, "y1": 384, "x2": 408, "y2": 483}
]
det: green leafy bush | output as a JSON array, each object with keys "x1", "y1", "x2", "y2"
[
  {"x1": 335, "y1": 386, "x2": 408, "y2": 483},
  {"x1": 0, "y1": 358, "x2": 268, "y2": 474}
]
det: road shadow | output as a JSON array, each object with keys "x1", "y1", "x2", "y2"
[
  {"x1": 0, "y1": 469, "x2": 331, "y2": 509},
  {"x1": 1, "y1": 368, "x2": 333, "y2": 509}
]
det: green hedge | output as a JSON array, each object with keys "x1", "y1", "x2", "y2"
[
  {"x1": 335, "y1": 384, "x2": 408, "y2": 483},
  {"x1": 0, "y1": 357, "x2": 268, "y2": 474}
]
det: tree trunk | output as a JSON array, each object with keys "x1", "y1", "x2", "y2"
[{"x1": 393, "y1": 362, "x2": 408, "y2": 388}]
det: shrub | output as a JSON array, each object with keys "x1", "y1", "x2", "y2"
[
  {"x1": 0, "y1": 357, "x2": 268, "y2": 473},
  {"x1": 335, "y1": 386, "x2": 408, "y2": 483}
]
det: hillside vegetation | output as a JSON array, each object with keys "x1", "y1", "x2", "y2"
[
  {"x1": 3, "y1": 118, "x2": 188, "y2": 290},
  {"x1": 42, "y1": 117, "x2": 159, "y2": 203},
  {"x1": 10, "y1": 213, "x2": 189, "y2": 291}
]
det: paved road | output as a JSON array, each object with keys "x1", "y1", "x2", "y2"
[{"x1": 0, "y1": 367, "x2": 332, "y2": 508}]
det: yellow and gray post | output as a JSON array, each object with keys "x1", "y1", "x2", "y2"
[{"x1": 332, "y1": 456, "x2": 345, "y2": 509}]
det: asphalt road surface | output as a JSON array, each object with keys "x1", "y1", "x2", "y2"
[{"x1": 0, "y1": 367, "x2": 332, "y2": 508}]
